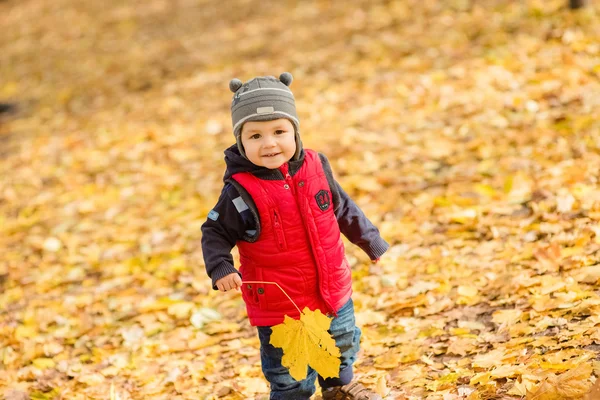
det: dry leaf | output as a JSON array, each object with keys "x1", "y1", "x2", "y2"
[
  {"x1": 492, "y1": 309, "x2": 523, "y2": 326},
  {"x1": 528, "y1": 363, "x2": 593, "y2": 399},
  {"x1": 376, "y1": 375, "x2": 389, "y2": 397},
  {"x1": 583, "y1": 379, "x2": 600, "y2": 400}
]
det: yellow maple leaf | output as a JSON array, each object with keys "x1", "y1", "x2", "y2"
[{"x1": 270, "y1": 308, "x2": 341, "y2": 381}]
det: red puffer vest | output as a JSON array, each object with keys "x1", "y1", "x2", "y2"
[{"x1": 231, "y1": 150, "x2": 352, "y2": 326}]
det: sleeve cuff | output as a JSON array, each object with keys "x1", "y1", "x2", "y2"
[
  {"x1": 210, "y1": 261, "x2": 240, "y2": 290},
  {"x1": 362, "y1": 236, "x2": 390, "y2": 260}
]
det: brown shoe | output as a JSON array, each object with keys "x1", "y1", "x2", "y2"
[{"x1": 322, "y1": 382, "x2": 383, "y2": 400}]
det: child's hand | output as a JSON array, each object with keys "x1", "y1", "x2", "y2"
[
  {"x1": 216, "y1": 273, "x2": 242, "y2": 292},
  {"x1": 369, "y1": 258, "x2": 382, "y2": 274}
]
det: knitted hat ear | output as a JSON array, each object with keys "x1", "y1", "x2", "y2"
[
  {"x1": 279, "y1": 72, "x2": 293, "y2": 86},
  {"x1": 229, "y1": 78, "x2": 243, "y2": 93}
]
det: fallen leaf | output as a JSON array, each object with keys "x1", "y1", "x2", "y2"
[
  {"x1": 583, "y1": 378, "x2": 600, "y2": 400},
  {"x1": 458, "y1": 286, "x2": 478, "y2": 297},
  {"x1": 492, "y1": 309, "x2": 523, "y2": 326},
  {"x1": 527, "y1": 363, "x2": 593, "y2": 399},
  {"x1": 376, "y1": 375, "x2": 389, "y2": 397}
]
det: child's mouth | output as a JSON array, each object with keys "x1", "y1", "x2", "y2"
[{"x1": 263, "y1": 153, "x2": 280, "y2": 158}]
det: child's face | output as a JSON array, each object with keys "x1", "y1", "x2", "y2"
[{"x1": 240, "y1": 118, "x2": 296, "y2": 169}]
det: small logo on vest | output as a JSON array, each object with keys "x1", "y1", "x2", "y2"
[{"x1": 315, "y1": 190, "x2": 331, "y2": 211}]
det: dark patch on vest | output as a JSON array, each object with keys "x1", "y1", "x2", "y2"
[{"x1": 315, "y1": 190, "x2": 331, "y2": 211}]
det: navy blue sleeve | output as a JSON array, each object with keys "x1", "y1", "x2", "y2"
[
  {"x1": 318, "y1": 153, "x2": 390, "y2": 260},
  {"x1": 201, "y1": 183, "x2": 255, "y2": 289}
]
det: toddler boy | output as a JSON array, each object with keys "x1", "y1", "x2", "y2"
[{"x1": 201, "y1": 72, "x2": 388, "y2": 400}]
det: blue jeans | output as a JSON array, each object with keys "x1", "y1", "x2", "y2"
[{"x1": 257, "y1": 299, "x2": 361, "y2": 400}]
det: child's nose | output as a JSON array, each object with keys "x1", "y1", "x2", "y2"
[{"x1": 263, "y1": 136, "x2": 277, "y2": 147}]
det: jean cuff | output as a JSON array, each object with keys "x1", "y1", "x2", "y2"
[{"x1": 318, "y1": 366, "x2": 353, "y2": 389}]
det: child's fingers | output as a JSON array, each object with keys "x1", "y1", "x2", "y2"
[
  {"x1": 225, "y1": 276, "x2": 237, "y2": 291},
  {"x1": 217, "y1": 274, "x2": 241, "y2": 292},
  {"x1": 218, "y1": 280, "x2": 231, "y2": 292},
  {"x1": 233, "y1": 274, "x2": 243, "y2": 287}
]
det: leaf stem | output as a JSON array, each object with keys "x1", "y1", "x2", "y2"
[{"x1": 242, "y1": 280, "x2": 302, "y2": 314}]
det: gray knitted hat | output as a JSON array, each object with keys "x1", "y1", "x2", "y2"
[{"x1": 229, "y1": 72, "x2": 302, "y2": 160}]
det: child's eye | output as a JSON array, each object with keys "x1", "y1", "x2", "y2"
[
  {"x1": 275, "y1": 130, "x2": 285, "y2": 135},
  {"x1": 250, "y1": 134, "x2": 261, "y2": 140}
]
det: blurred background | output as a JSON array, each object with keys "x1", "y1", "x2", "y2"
[{"x1": 1, "y1": 0, "x2": 600, "y2": 399}]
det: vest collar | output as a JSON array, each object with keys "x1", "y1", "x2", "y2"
[
  {"x1": 224, "y1": 145, "x2": 305, "y2": 182},
  {"x1": 251, "y1": 151, "x2": 304, "y2": 180}
]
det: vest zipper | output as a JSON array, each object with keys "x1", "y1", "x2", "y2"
[
  {"x1": 284, "y1": 168, "x2": 336, "y2": 315},
  {"x1": 280, "y1": 161, "x2": 335, "y2": 314},
  {"x1": 272, "y1": 210, "x2": 287, "y2": 251}
]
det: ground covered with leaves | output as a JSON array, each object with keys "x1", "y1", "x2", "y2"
[{"x1": 1, "y1": 0, "x2": 600, "y2": 399}]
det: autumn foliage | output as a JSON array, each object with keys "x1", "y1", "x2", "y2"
[
  {"x1": 1, "y1": 0, "x2": 600, "y2": 399},
  {"x1": 270, "y1": 308, "x2": 341, "y2": 382}
]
